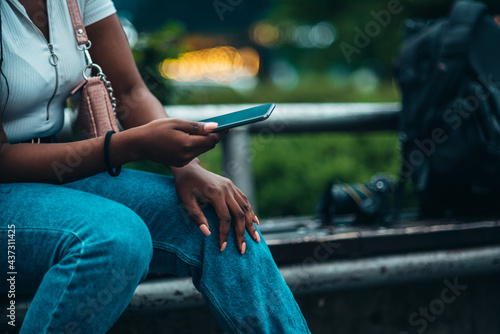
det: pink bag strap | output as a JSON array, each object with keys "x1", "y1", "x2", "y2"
[{"x1": 66, "y1": 0, "x2": 89, "y2": 46}]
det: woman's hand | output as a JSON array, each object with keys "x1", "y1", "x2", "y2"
[
  {"x1": 133, "y1": 118, "x2": 225, "y2": 168},
  {"x1": 172, "y1": 160, "x2": 260, "y2": 255}
]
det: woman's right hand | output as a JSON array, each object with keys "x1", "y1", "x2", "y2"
[{"x1": 132, "y1": 118, "x2": 226, "y2": 168}]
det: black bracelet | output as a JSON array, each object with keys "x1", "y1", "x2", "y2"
[{"x1": 104, "y1": 130, "x2": 122, "y2": 177}]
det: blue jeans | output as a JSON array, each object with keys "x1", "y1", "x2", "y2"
[{"x1": 0, "y1": 169, "x2": 310, "y2": 333}]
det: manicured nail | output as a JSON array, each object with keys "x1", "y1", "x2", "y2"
[
  {"x1": 199, "y1": 224, "x2": 211, "y2": 236},
  {"x1": 241, "y1": 242, "x2": 246, "y2": 255},
  {"x1": 254, "y1": 216, "x2": 260, "y2": 225},
  {"x1": 220, "y1": 242, "x2": 227, "y2": 252},
  {"x1": 254, "y1": 231, "x2": 261, "y2": 242},
  {"x1": 204, "y1": 122, "x2": 218, "y2": 131}
]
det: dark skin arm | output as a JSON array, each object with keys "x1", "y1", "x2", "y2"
[
  {"x1": 0, "y1": 109, "x2": 222, "y2": 183},
  {"x1": 0, "y1": 11, "x2": 259, "y2": 253}
]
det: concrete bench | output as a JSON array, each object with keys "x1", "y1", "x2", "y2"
[{"x1": 3, "y1": 215, "x2": 500, "y2": 329}]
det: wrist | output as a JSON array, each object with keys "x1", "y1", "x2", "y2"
[
  {"x1": 112, "y1": 127, "x2": 144, "y2": 165},
  {"x1": 171, "y1": 158, "x2": 201, "y2": 177}
]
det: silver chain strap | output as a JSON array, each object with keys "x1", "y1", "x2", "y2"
[
  {"x1": 101, "y1": 75, "x2": 117, "y2": 111},
  {"x1": 79, "y1": 41, "x2": 117, "y2": 114}
]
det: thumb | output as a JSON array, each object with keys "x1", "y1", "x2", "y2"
[
  {"x1": 202, "y1": 122, "x2": 219, "y2": 132},
  {"x1": 175, "y1": 121, "x2": 218, "y2": 135}
]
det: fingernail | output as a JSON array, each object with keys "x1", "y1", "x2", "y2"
[
  {"x1": 199, "y1": 224, "x2": 211, "y2": 236},
  {"x1": 254, "y1": 216, "x2": 260, "y2": 225},
  {"x1": 204, "y1": 122, "x2": 218, "y2": 131},
  {"x1": 220, "y1": 242, "x2": 227, "y2": 252},
  {"x1": 254, "y1": 231, "x2": 261, "y2": 242},
  {"x1": 241, "y1": 242, "x2": 246, "y2": 255}
]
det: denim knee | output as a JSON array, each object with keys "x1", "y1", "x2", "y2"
[{"x1": 81, "y1": 206, "x2": 153, "y2": 284}]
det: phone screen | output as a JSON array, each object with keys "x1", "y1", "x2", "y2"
[{"x1": 199, "y1": 103, "x2": 275, "y2": 132}]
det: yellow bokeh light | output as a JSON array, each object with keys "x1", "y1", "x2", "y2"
[
  {"x1": 159, "y1": 46, "x2": 260, "y2": 84},
  {"x1": 251, "y1": 21, "x2": 279, "y2": 47}
]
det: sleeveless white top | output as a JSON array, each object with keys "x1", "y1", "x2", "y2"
[{"x1": 0, "y1": 0, "x2": 116, "y2": 143}]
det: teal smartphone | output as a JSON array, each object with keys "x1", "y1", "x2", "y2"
[{"x1": 199, "y1": 103, "x2": 275, "y2": 133}]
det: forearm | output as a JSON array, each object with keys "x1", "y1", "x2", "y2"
[
  {"x1": 116, "y1": 85, "x2": 168, "y2": 129},
  {"x1": 0, "y1": 129, "x2": 141, "y2": 184},
  {"x1": 85, "y1": 15, "x2": 168, "y2": 130}
]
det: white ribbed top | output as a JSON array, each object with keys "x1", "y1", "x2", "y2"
[{"x1": 0, "y1": 0, "x2": 116, "y2": 143}]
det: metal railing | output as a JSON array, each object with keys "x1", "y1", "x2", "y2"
[{"x1": 166, "y1": 103, "x2": 401, "y2": 208}]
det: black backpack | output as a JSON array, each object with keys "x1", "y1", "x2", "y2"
[{"x1": 395, "y1": 0, "x2": 500, "y2": 219}]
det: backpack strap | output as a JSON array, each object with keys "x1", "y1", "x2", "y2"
[
  {"x1": 469, "y1": 13, "x2": 500, "y2": 86},
  {"x1": 418, "y1": 0, "x2": 486, "y2": 135},
  {"x1": 441, "y1": 0, "x2": 486, "y2": 59}
]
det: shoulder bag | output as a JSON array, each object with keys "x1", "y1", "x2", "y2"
[{"x1": 67, "y1": 0, "x2": 120, "y2": 138}]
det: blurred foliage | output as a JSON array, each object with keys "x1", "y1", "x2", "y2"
[
  {"x1": 250, "y1": 132, "x2": 400, "y2": 217},
  {"x1": 132, "y1": 21, "x2": 188, "y2": 104}
]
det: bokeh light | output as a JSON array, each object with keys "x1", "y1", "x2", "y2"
[
  {"x1": 251, "y1": 21, "x2": 280, "y2": 47},
  {"x1": 251, "y1": 20, "x2": 337, "y2": 49},
  {"x1": 159, "y1": 46, "x2": 260, "y2": 84}
]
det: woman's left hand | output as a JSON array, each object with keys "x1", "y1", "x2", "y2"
[{"x1": 172, "y1": 159, "x2": 260, "y2": 254}]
